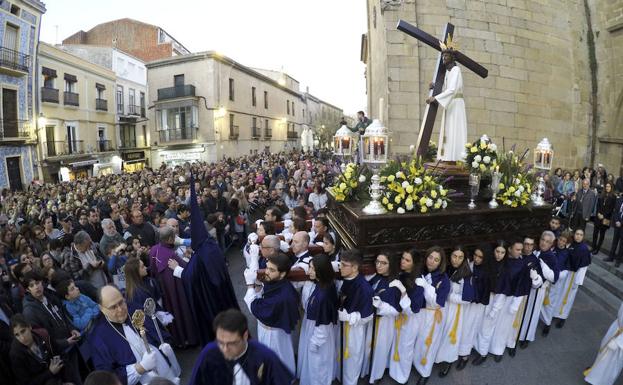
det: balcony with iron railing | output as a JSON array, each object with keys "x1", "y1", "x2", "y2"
[
  {"x1": 264, "y1": 127, "x2": 272, "y2": 139},
  {"x1": 128, "y1": 105, "x2": 141, "y2": 116},
  {"x1": 287, "y1": 131, "x2": 298, "y2": 139},
  {"x1": 158, "y1": 126, "x2": 197, "y2": 142},
  {"x1": 0, "y1": 47, "x2": 29, "y2": 75},
  {"x1": 45, "y1": 140, "x2": 84, "y2": 157},
  {"x1": 64, "y1": 92, "x2": 79, "y2": 106},
  {"x1": 229, "y1": 125, "x2": 239, "y2": 140},
  {"x1": 119, "y1": 138, "x2": 137, "y2": 149},
  {"x1": 141, "y1": 106, "x2": 146, "y2": 117},
  {"x1": 251, "y1": 126, "x2": 261, "y2": 139},
  {"x1": 97, "y1": 140, "x2": 114, "y2": 152},
  {"x1": 0, "y1": 119, "x2": 31, "y2": 141},
  {"x1": 95, "y1": 98, "x2": 108, "y2": 111},
  {"x1": 157, "y1": 85, "x2": 195, "y2": 100},
  {"x1": 41, "y1": 87, "x2": 59, "y2": 103}
]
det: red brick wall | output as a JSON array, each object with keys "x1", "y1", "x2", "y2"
[{"x1": 61, "y1": 19, "x2": 174, "y2": 62}]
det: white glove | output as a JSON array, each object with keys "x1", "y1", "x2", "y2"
[
  {"x1": 607, "y1": 339, "x2": 619, "y2": 351},
  {"x1": 139, "y1": 350, "x2": 157, "y2": 372},
  {"x1": 159, "y1": 343, "x2": 174, "y2": 358},
  {"x1": 331, "y1": 261, "x2": 340, "y2": 272},
  {"x1": 415, "y1": 278, "x2": 426, "y2": 287},
  {"x1": 255, "y1": 219, "x2": 263, "y2": 228},
  {"x1": 388, "y1": 279, "x2": 406, "y2": 295},
  {"x1": 529, "y1": 269, "x2": 538, "y2": 280},
  {"x1": 247, "y1": 232, "x2": 258, "y2": 244},
  {"x1": 372, "y1": 296, "x2": 382, "y2": 308},
  {"x1": 244, "y1": 268, "x2": 257, "y2": 285},
  {"x1": 279, "y1": 240, "x2": 290, "y2": 252},
  {"x1": 174, "y1": 236, "x2": 191, "y2": 247},
  {"x1": 425, "y1": 273, "x2": 433, "y2": 285},
  {"x1": 338, "y1": 309, "x2": 349, "y2": 322},
  {"x1": 310, "y1": 342, "x2": 320, "y2": 353},
  {"x1": 283, "y1": 232, "x2": 293, "y2": 243},
  {"x1": 155, "y1": 311, "x2": 174, "y2": 326},
  {"x1": 423, "y1": 285, "x2": 436, "y2": 304}
]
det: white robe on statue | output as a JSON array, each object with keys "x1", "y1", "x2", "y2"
[
  {"x1": 556, "y1": 266, "x2": 587, "y2": 320},
  {"x1": 298, "y1": 282, "x2": 336, "y2": 385},
  {"x1": 541, "y1": 269, "x2": 568, "y2": 326},
  {"x1": 585, "y1": 302, "x2": 623, "y2": 385},
  {"x1": 389, "y1": 296, "x2": 423, "y2": 384},
  {"x1": 475, "y1": 293, "x2": 503, "y2": 356},
  {"x1": 244, "y1": 288, "x2": 296, "y2": 374},
  {"x1": 435, "y1": 280, "x2": 468, "y2": 363},
  {"x1": 435, "y1": 65, "x2": 467, "y2": 162}
]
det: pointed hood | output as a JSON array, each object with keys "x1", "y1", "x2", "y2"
[{"x1": 190, "y1": 174, "x2": 209, "y2": 249}]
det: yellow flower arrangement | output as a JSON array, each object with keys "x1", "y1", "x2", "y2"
[
  {"x1": 464, "y1": 137, "x2": 498, "y2": 175},
  {"x1": 496, "y1": 149, "x2": 534, "y2": 208},
  {"x1": 329, "y1": 163, "x2": 370, "y2": 202}
]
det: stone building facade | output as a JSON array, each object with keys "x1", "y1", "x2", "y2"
[
  {"x1": 62, "y1": 18, "x2": 190, "y2": 62},
  {"x1": 363, "y1": 0, "x2": 623, "y2": 173},
  {"x1": 0, "y1": 0, "x2": 45, "y2": 190},
  {"x1": 146, "y1": 52, "x2": 343, "y2": 167},
  {"x1": 38, "y1": 43, "x2": 119, "y2": 182}
]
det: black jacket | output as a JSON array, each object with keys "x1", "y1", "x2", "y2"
[
  {"x1": 126, "y1": 222, "x2": 157, "y2": 247},
  {"x1": 10, "y1": 331, "x2": 62, "y2": 385},
  {"x1": 0, "y1": 291, "x2": 15, "y2": 384},
  {"x1": 21, "y1": 292, "x2": 75, "y2": 351}
]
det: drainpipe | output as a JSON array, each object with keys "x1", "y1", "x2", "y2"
[{"x1": 584, "y1": 0, "x2": 599, "y2": 167}]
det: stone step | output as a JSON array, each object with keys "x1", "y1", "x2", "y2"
[
  {"x1": 591, "y1": 253, "x2": 623, "y2": 281},
  {"x1": 580, "y1": 276, "x2": 621, "y2": 315},
  {"x1": 586, "y1": 259, "x2": 623, "y2": 301}
]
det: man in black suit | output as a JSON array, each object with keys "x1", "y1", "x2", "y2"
[{"x1": 607, "y1": 195, "x2": 623, "y2": 267}]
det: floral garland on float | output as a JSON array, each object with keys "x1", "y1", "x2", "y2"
[
  {"x1": 464, "y1": 135, "x2": 498, "y2": 175},
  {"x1": 495, "y1": 146, "x2": 534, "y2": 208},
  {"x1": 378, "y1": 157, "x2": 450, "y2": 214},
  {"x1": 328, "y1": 162, "x2": 371, "y2": 202}
]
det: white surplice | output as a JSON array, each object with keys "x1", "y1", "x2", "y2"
[
  {"x1": 413, "y1": 293, "x2": 446, "y2": 377},
  {"x1": 389, "y1": 296, "x2": 423, "y2": 384},
  {"x1": 541, "y1": 269, "x2": 568, "y2": 326},
  {"x1": 435, "y1": 280, "x2": 468, "y2": 364},
  {"x1": 585, "y1": 303, "x2": 623, "y2": 385},
  {"x1": 489, "y1": 295, "x2": 525, "y2": 355},
  {"x1": 459, "y1": 302, "x2": 486, "y2": 357},
  {"x1": 555, "y1": 266, "x2": 588, "y2": 320},
  {"x1": 475, "y1": 293, "x2": 503, "y2": 356},
  {"x1": 435, "y1": 65, "x2": 467, "y2": 162}
]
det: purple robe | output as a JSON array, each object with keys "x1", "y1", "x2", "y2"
[{"x1": 149, "y1": 242, "x2": 198, "y2": 347}]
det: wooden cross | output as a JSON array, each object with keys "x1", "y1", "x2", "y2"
[{"x1": 397, "y1": 20, "x2": 489, "y2": 158}]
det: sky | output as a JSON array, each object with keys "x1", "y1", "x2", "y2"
[{"x1": 40, "y1": 0, "x2": 368, "y2": 115}]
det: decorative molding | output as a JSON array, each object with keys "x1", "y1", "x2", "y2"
[{"x1": 606, "y1": 19, "x2": 623, "y2": 33}]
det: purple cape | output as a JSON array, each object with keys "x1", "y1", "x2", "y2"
[
  {"x1": 306, "y1": 283, "x2": 338, "y2": 326},
  {"x1": 250, "y1": 279, "x2": 300, "y2": 334},
  {"x1": 338, "y1": 273, "x2": 374, "y2": 318},
  {"x1": 188, "y1": 340, "x2": 294, "y2": 385},
  {"x1": 568, "y1": 241, "x2": 591, "y2": 271}
]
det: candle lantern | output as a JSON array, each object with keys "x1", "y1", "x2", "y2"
[
  {"x1": 533, "y1": 138, "x2": 554, "y2": 171},
  {"x1": 362, "y1": 119, "x2": 390, "y2": 215},
  {"x1": 333, "y1": 125, "x2": 354, "y2": 158}
]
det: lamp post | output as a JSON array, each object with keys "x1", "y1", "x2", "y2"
[{"x1": 362, "y1": 119, "x2": 389, "y2": 215}]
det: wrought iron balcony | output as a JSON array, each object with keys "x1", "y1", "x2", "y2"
[
  {"x1": 141, "y1": 107, "x2": 146, "y2": 117},
  {"x1": 41, "y1": 87, "x2": 59, "y2": 103},
  {"x1": 157, "y1": 85, "x2": 195, "y2": 100},
  {"x1": 45, "y1": 140, "x2": 84, "y2": 157},
  {"x1": 287, "y1": 131, "x2": 298, "y2": 139},
  {"x1": 64, "y1": 92, "x2": 79, "y2": 106},
  {"x1": 119, "y1": 139, "x2": 137, "y2": 149},
  {"x1": 264, "y1": 128, "x2": 272, "y2": 138},
  {"x1": 97, "y1": 140, "x2": 114, "y2": 152},
  {"x1": 158, "y1": 126, "x2": 197, "y2": 142},
  {"x1": 95, "y1": 98, "x2": 108, "y2": 111},
  {"x1": 128, "y1": 105, "x2": 141, "y2": 116},
  {"x1": 0, "y1": 47, "x2": 29, "y2": 74},
  {"x1": 0, "y1": 119, "x2": 30, "y2": 140}
]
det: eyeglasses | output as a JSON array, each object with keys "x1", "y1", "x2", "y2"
[
  {"x1": 104, "y1": 298, "x2": 126, "y2": 311},
  {"x1": 375, "y1": 260, "x2": 389, "y2": 266},
  {"x1": 216, "y1": 338, "x2": 244, "y2": 349}
]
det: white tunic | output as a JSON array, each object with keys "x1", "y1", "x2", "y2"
[
  {"x1": 555, "y1": 266, "x2": 588, "y2": 320},
  {"x1": 298, "y1": 282, "x2": 336, "y2": 385},
  {"x1": 389, "y1": 296, "x2": 423, "y2": 384},
  {"x1": 361, "y1": 300, "x2": 399, "y2": 383},
  {"x1": 435, "y1": 280, "x2": 468, "y2": 363},
  {"x1": 413, "y1": 289, "x2": 446, "y2": 377},
  {"x1": 489, "y1": 295, "x2": 525, "y2": 355},
  {"x1": 585, "y1": 303, "x2": 623, "y2": 385},
  {"x1": 333, "y1": 280, "x2": 372, "y2": 385},
  {"x1": 435, "y1": 65, "x2": 467, "y2": 162},
  {"x1": 459, "y1": 302, "x2": 486, "y2": 357},
  {"x1": 244, "y1": 287, "x2": 296, "y2": 374},
  {"x1": 541, "y1": 269, "x2": 568, "y2": 326},
  {"x1": 475, "y1": 293, "x2": 503, "y2": 356},
  {"x1": 519, "y1": 283, "x2": 547, "y2": 342}
]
